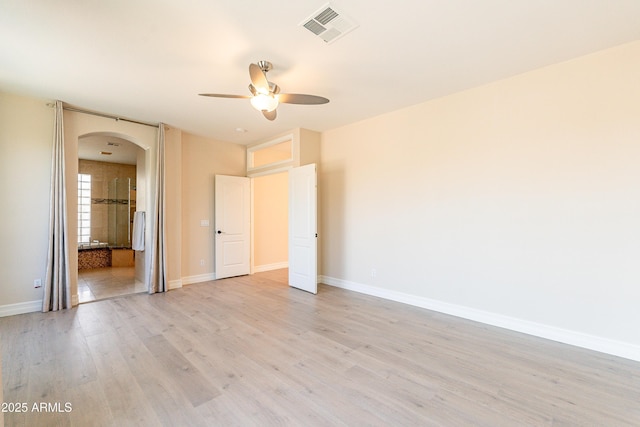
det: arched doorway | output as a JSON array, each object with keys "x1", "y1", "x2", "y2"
[
  {"x1": 63, "y1": 113, "x2": 158, "y2": 305},
  {"x1": 77, "y1": 133, "x2": 146, "y2": 301}
]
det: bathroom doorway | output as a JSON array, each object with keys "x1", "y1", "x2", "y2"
[{"x1": 77, "y1": 134, "x2": 146, "y2": 302}]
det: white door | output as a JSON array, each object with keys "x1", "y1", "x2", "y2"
[
  {"x1": 288, "y1": 164, "x2": 317, "y2": 294},
  {"x1": 215, "y1": 175, "x2": 250, "y2": 279}
]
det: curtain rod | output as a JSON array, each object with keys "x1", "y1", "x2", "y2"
[{"x1": 47, "y1": 102, "x2": 160, "y2": 128}]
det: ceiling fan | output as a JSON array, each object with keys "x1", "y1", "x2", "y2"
[{"x1": 199, "y1": 61, "x2": 329, "y2": 121}]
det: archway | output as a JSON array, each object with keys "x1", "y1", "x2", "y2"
[
  {"x1": 77, "y1": 132, "x2": 146, "y2": 301},
  {"x1": 63, "y1": 113, "x2": 158, "y2": 305}
]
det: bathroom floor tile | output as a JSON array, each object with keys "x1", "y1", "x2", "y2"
[{"x1": 78, "y1": 266, "x2": 147, "y2": 302}]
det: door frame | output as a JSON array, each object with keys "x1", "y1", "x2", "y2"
[
  {"x1": 249, "y1": 166, "x2": 292, "y2": 274},
  {"x1": 250, "y1": 164, "x2": 318, "y2": 293},
  {"x1": 66, "y1": 118, "x2": 157, "y2": 305}
]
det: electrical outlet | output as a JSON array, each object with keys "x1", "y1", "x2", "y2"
[
  {"x1": 371, "y1": 268, "x2": 377, "y2": 278},
  {"x1": 34, "y1": 279, "x2": 42, "y2": 288},
  {"x1": 200, "y1": 259, "x2": 205, "y2": 266}
]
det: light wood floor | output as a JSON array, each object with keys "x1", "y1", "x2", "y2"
[{"x1": 2, "y1": 269, "x2": 639, "y2": 426}]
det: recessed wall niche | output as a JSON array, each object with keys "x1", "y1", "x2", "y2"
[
  {"x1": 247, "y1": 136, "x2": 294, "y2": 171},
  {"x1": 246, "y1": 128, "x2": 320, "y2": 177}
]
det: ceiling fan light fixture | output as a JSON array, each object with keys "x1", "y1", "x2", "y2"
[
  {"x1": 199, "y1": 61, "x2": 328, "y2": 121},
  {"x1": 250, "y1": 93, "x2": 279, "y2": 112}
]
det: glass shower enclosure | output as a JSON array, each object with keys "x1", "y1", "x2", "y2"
[{"x1": 107, "y1": 177, "x2": 135, "y2": 248}]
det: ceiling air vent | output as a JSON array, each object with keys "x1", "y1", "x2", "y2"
[{"x1": 300, "y1": 3, "x2": 358, "y2": 44}]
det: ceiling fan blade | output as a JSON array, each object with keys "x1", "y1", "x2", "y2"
[
  {"x1": 249, "y1": 63, "x2": 270, "y2": 94},
  {"x1": 262, "y1": 109, "x2": 277, "y2": 121},
  {"x1": 199, "y1": 93, "x2": 251, "y2": 99},
  {"x1": 278, "y1": 93, "x2": 329, "y2": 105}
]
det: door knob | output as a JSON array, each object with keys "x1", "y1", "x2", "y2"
[{"x1": 217, "y1": 230, "x2": 222, "y2": 234}]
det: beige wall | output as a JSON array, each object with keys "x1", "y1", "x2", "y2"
[
  {"x1": 320, "y1": 41, "x2": 640, "y2": 352},
  {"x1": 181, "y1": 132, "x2": 246, "y2": 281},
  {"x1": 253, "y1": 172, "x2": 288, "y2": 269},
  {"x1": 0, "y1": 92, "x2": 52, "y2": 308}
]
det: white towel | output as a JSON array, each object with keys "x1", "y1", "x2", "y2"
[{"x1": 132, "y1": 211, "x2": 145, "y2": 251}]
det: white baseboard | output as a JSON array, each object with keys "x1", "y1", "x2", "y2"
[
  {"x1": 254, "y1": 262, "x2": 288, "y2": 273},
  {"x1": 182, "y1": 273, "x2": 216, "y2": 286},
  {"x1": 320, "y1": 275, "x2": 640, "y2": 362},
  {"x1": 0, "y1": 300, "x2": 41, "y2": 317},
  {"x1": 168, "y1": 279, "x2": 183, "y2": 290}
]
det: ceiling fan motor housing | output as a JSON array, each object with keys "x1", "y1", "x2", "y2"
[{"x1": 257, "y1": 60, "x2": 273, "y2": 72}]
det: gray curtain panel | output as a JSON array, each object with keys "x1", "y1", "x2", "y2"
[
  {"x1": 148, "y1": 124, "x2": 167, "y2": 293},
  {"x1": 43, "y1": 100, "x2": 71, "y2": 312}
]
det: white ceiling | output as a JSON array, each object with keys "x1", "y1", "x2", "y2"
[
  {"x1": 78, "y1": 134, "x2": 142, "y2": 165},
  {"x1": 1, "y1": 0, "x2": 639, "y2": 145}
]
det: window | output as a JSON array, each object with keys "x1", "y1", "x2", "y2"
[{"x1": 78, "y1": 173, "x2": 91, "y2": 243}]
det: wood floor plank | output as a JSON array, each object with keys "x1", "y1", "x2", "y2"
[
  {"x1": 2, "y1": 268, "x2": 640, "y2": 426},
  {"x1": 109, "y1": 319, "x2": 209, "y2": 426},
  {"x1": 141, "y1": 334, "x2": 220, "y2": 408},
  {"x1": 84, "y1": 327, "x2": 162, "y2": 426}
]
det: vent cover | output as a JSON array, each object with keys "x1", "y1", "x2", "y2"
[{"x1": 300, "y1": 3, "x2": 358, "y2": 44}]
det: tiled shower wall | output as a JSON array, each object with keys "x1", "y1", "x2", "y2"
[{"x1": 78, "y1": 159, "x2": 136, "y2": 244}]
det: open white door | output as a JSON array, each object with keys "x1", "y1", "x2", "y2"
[
  {"x1": 288, "y1": 164, "x2": 317, "y2": 294},
  {"x1": 215, "y1": 175, "x2": 250, "y2": 280}
]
